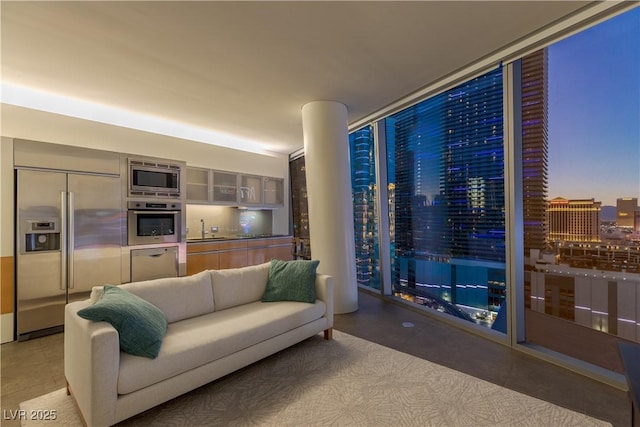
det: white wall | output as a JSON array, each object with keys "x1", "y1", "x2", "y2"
[
  {"x1": 2, "y1": 105, "x2": 288, "y2": 171},
  {"x1": 1, "y1": 137, "x2": 15, "y2": 343},
  {"x1": 0, "y1": 108, "x2": 293, "y2": 342}
]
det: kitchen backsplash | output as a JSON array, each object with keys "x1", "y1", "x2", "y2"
[{"x1": 185, "y1": 205, "x2": 273, "y2": 239}]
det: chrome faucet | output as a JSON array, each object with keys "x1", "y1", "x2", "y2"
[{"x1": 200, "y1": 219, "x2": 206, "y2": 239}]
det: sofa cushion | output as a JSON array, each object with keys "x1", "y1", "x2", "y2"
[
  {"x1": 120, "y1": 270, "x2": 214, "y2": 323},
  {"x1": 78, "y1": 285, "x2": 167, "y2": 359},
  {"x1": 117, "y1": 299, "x2": 326, "y2": 394},
  {"x1": 210, "y1": 262, "x2": 270, "y2": 311},
  {"x1": 262, "y1": 259, "x2": 319, "y2": 303}
]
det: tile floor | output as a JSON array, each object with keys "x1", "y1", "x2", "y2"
[{"x1": 0, "y1": 290, "x2": 631, "y2": 427}]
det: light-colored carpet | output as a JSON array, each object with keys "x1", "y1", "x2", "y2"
[{"x1": 21, "y1": 330, "x2": 610, "y2": 426}]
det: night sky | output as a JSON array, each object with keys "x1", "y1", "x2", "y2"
[{"x1": 547, "y1": 8, "x2": 640, "y2": 206}]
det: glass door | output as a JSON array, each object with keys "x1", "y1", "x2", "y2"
[{"x1": 212, "y1": 171, "x2": 239, "y2": 204}]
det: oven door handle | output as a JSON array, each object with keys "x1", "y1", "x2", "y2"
[{"x1": 130, "y1": 211, "x2": 179, "y2": 215}]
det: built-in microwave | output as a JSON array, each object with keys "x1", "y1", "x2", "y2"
[
  {"x1": 129, "y1": 158, "x2": 181, "y2": 198},
  {"x1": 127, "y1": 201, "x2": 181, "y2": 246}
]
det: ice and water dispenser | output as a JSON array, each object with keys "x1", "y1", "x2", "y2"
[{"x1": 22, "y1": 219, "x2": 61, "y2": 253}]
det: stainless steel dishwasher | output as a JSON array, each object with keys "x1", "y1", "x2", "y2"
[{"x1": 130, "y1": 246, "x2": 178, "y2": 282}]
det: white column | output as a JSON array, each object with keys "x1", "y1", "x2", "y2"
[{"x1": 302, "y1": 101, "x2": 358, "y2": 314}]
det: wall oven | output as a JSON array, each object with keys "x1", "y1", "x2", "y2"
[
  {"x1": 127, "y1": 201, "x2": 181, "y2": 246},
  {"x1": 129, "y1": 158, "x2": 181, "y2": 198}
]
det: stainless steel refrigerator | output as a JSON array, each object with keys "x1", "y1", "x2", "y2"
[{"x1": 16, "y1": 169, "x2": 123, "y2": 340}]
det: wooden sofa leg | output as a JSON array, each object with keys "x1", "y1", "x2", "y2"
[
  {"x1": 66, "y1": 380, "x2": 88, "y2": 427},
  {"x1": 324, "y1": 328, "x2": 333, "y2": 340}
]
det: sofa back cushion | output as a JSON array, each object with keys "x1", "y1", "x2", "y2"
[
  {"x1": 119, "y1": 270, "x2": 214, "y2": 323},
  {"x1": 210, "y1": 262, "x2": 270, "y2": 311}
]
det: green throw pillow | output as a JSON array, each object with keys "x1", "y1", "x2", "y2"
[
  {"x1": 262, "y1": 259, "x2": 320, "y2": 303},
  {"x1": 77, "y1": 285, "x2": 167, "y2": 359}
]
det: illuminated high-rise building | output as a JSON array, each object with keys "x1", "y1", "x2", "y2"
[
  {"x1": 617, "y1": 197, "x2": 638, "y2": 228},
  {"x1": 547, "y1": 197, "x2": 601, "y2": 242},
  {"x1": 386, "y1": 68, "x2": 506, "y2": 315},
  {"x1": 521, "y1": 49, "x2": 549, "y2": 254},
  {"x1": 349, "y1": 126, "x2": 380, "y2": 289},
  {"x1": 289, "y1": 155, "x2": 310, "y2": 257},
  {"x1": 442, "y1": 68, "x2": 505, "y2": 262}
]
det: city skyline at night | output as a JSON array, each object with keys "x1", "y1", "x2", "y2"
[{"x1": 547, "y1": 8, "x2": 639, "y2": 207}]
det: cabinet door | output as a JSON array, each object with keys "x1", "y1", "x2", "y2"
[
  {"x1": 187, "y1": 252, "x2": 219, "y2": 275},
  {"x1": 263, "y1": 177, "x2": 284, "y2": 205},
  {"x1": 269, "y1": 245, "x2": 293, "y2": 261},
  {"x1": 247, "y1": 247, "x2": 268, "y2": 266},
  {"x1": 246, "y1": 238, "x2": 293, "y2": 265},
  {"x1": 247, "y1": 246, "x2": 292, "y2": 264},
  {"x1": 212, "y1": 171, "x2": 239, "y2": 204},
  {"x1": 186, "y1": 167, "x2": 210, "y2": 203},
  {"x1": 239, "y1": 174, "x2": 263, "y2": 205},
  {"x1": 219, "y1": 249, "x2": 248, "y2": 269}
]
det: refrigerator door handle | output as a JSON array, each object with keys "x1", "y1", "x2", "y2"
[
  {"x1": 60, "y1": 191, "x2": 68, "y2": 291},
  {"x1": 68, "y1": 191, "x2": 75, "y2": 289}
]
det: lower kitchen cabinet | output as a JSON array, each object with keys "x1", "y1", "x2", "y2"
[
  {"x1": 218, "y1": 240, "x2": 249, "y2": 269},
  {"x1": 186, "y1": 252, "x2": 219, "y2": 276},
  {"x1": 187, "y1": 236, "x2": 293, "y2": 275},
  {"x1": 270, "y1": 244, "x2": 294, "y2": 261},
  {"x1": 186, "y1": 241, "x2": 222, "y2": 275},
  {"x1": 247, "y1": 237, "x2": 293, "y2": 265}
]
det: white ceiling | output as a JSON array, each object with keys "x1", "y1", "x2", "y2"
[{"x1": 1, "y1": 1, "x2": 593, "y2": 155}]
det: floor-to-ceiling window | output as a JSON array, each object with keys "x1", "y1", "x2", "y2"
[
  {"x1": 289, "y1": 154, "x2": 311, "y2": 260},
  {"x1": 384, "y1": 68, "x2": 507, "y2": 329},
  {"x1": 522, "y1": 8, "x2": 640, "y2": 373}
]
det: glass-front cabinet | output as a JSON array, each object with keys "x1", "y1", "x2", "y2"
[
  {"x1": 263, "y1": 177, "x2": 284, "y2": 206},
  {"x1": 186, "y1": 167, "x2": 210, "y2": 204},
  {"x1": 186, "y1": 167, "x2": 284, "y2": 207},
  {"x1": 239, "y1": 174, "x2": 263, "y2": 205},
  {"x1": 212, "y1": 171, "x2": 239, "y2": 204}
]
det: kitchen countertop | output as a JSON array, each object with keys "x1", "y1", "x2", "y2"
[{"x1": 186, "y1": 234, "x2": 290, "y2": 243}]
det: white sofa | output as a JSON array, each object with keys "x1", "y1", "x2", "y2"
[{"x1": 64, "y1": 262, "x2": 334, "y2": 426}]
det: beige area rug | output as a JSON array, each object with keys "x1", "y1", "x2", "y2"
[{"x1": 21, "y1": 330, "x2": 610, "y2": 427}]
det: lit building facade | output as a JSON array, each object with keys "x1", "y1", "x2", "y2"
[
  {"x1": 349, "y1": 126, "x2": 380, "y2": 289},
  {"x1": 385, "y1": 67, "x2": 507, "y2": 325},
  {"x1": 442, "y1": 70, "x2": 506, "y2": 263},
  {"x1": 547, "y1": 197, "x2": 601, "y2": 243},
  {"x1": 529, "y1": 265, "x2": 633, "y2": 339},
  {"x1": 617, "y1": 197, "x2": 638, "y2": 228},
  {"x1": 289, "y1": 155, "x2": 311, "y2": 258},
  {"x1": 557, "y1": 241, "x2": 640, "y2": 273},
  {"x1": 521, "y1": 49, "x2": 549, "y2": 254}
]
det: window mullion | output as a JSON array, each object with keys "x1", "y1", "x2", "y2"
[
  {"x1": 374, "y1": 121, "x2": 392, "y2": 295},
  {"x1": 504, "y1": 61, "x2": 525, "y2": 344}
]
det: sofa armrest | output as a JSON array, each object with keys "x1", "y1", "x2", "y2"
[
  {"x1": 65, "y1": 300, "x2": 120, "y2": 426},
  {"x1": 315, "y1": 274, "x2": 334, "y2": 328}
]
